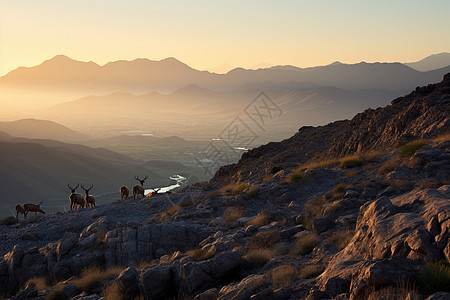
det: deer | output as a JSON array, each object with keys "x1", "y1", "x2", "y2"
[
  {"x1": 132, "y1": 175, "x2": 148, "y2": 199},
  {"x1": 21, "y1": 202, "x2": 45, "y2": 219},
  {"x1": 81, "y1": 184, "x2": 96, "y2": 208},
  {"x1": 68, "y1": 184, "x2": 85, "y2": 210},
  {"x1": 146, "y1": 188, "x2": 161, "y2": 198},
  {"x1": 120, "y1": 185, "x2": 130, "y2": 201},
  {"x1": 16, "y1": 204, "x2": 25, "y2": 219}
]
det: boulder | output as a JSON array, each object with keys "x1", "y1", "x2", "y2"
[{"x1": 139, "y1": 265, "x2": 174, "y2": 299}]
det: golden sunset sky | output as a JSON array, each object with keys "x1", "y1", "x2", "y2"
[{"x1": 1, "y1": 0, "x2": 449, "y2": 75}]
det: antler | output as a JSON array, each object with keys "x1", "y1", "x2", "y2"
[
  {"x1": 68, "y1": 183, "x2": 79, "y2": 190},
  {"x1": 81, "y1": 184, "x2": 94, "y2": 191},
  {"x1": 144, "y1": 175, "x2": 148, "y2": 180}
]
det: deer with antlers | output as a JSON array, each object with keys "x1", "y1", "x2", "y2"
[
  {"x1": 68, "y1": 184, "x2": 85, "y2": 210},
  {"x1": 132, "y1": 175, "x2": 148, "y2": 199},
  {"x1": 81, "y1": 184, "x2": 96, "y2": 208},
  {"x1": 120, "y1": 185, "x2": 130, "y2": 201},
  {"x1": 146, "y1": 188, "x2": 161, "y2": 198}
]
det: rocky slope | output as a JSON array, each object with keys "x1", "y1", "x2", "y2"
[{"x1": 0, "y1": 76, "x2": 449, "y2": 299}]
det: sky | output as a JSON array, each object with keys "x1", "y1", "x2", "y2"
[{"x1": 1, "y1": 0, "x2": 449, "y2": 75}]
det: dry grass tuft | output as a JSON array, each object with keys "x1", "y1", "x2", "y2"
[
  {"x1": 293, "y1": 158, "x2": 341, "y2": 171},
  {"x1": 302, "y1": 196, "x2": 327, "y2": 230},
  {"x1": 251, "y1": 230, "x2": 280, "y2": 249},
  {"x1": 323, "y1": 201, "x2": 342, "y2": 215},
  {"x1": 290, "y1": 233, "x2": 320, "y2": 256},
  {"x1": 103, "y1": 281, "x2": 127, "y2": 300},
  {"x1": 157, "y1": 205, "x2": 181, "y2": 223},
  {"x1": 24, "y1": 276, "x2": 49, "y2": 291},
  {"x1": 72, "y1": 266, "x2": 123, "y2": 294},
  {"x1": 344, "y1": 170, "x2": 359, "y2": 177},
  {"x1": 332, "y1": 183, "x2": 353, "y2": 200},
  {"x1": 247, "y1": 211, "x2": 271, "y2": 227},
  {"x1": 185, "y1": 248, "x2": 216, "y2": 261},
  {"x1": 326, "y1": 229, "x2": 354, "y2": 250},
  {"x1": 245, "y1": 185, "x2": 259, "y2": 197},
  {"x1": 377, "y1": 159, "x2": 400, "y2": 176},
  {"x1": 223, "y1": 206, "x2": 246, "y2": 222},
  {"x1": 220, "y1": 183, "x2": 250, "y2": 195},
  {"x1": 47, "y1": 285, "x2": 66, "y2": 300},
  {"x1": 272, "y1": 265, "x2": 298, "y2": 289},
  {"x1": 282, "y1": 172, "x2": 306, "y2": 184},
  {"x1": 340, "y1": 157, "x2": 364, "y2": 169},
  {"x1": 385, "y1": 179, "x2": 410, "y2": 189},
  {"x1": 299, "y1": 265, "x2": 325, "y2": 279},
  {"x1": 244, "y1": 248, "x2": 274, "y2": 266},
  {"x1": 399, "y1": 140, "x2": 428, "y2": 157},
  {"x1": 433, "y1": 133, "x2": 450, "y2": 142}
]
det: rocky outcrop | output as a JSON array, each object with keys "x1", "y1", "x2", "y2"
[{"x1": 213, "y1": 73, "x2": 450, "y2": 184}]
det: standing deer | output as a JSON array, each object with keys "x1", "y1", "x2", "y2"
[
  {"x1": 22, "y1": 202, "x2": 45, "y2": 218},
  {"x1": 16, "y1": 204, "x2": 25, "y2": 219},
  {"x1": 132, "y1": 175, "x2": 148, "y2": 199},
  {"x1": 68, "y1": 184, "x2": 85, "y2": 210},
  {"x1": 120, "y1": 186, "x2": 130, "y2": 201},
  {"x1": 81, "y1": 184, "x2": 96, "y2": 208}
]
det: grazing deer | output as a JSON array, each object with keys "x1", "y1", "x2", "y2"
[
  {"x1": 120, "y1": 185, "x2": 130, "y2": 201},
  {"x1": 132, "y1": 175, "x2": 148, "y2": 199},
  {"x1": 81, "y1": 184, "x2": 96, "y2": 208},
  {"x1": 22, "y1": 202, "x2": 45, "y2": 219},
  {"x1": 146, "y1": 188, "x2": 161, "y2": 198},
  {"x1": 68, "y1": 184, "x2": 85, "y2": 210},
  {"x1": 16, "y1": 204, "x2": 25, "y2": 219}
]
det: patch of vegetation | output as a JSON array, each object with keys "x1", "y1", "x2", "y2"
[
  {"x1": 157, "y1": 205, "x2": 181, "y2": 223},
  {"x1": 72, "y1": 266, "x2": 123, "y2": 294},
  {"x1": 377, "y1": 159, "x2": 400, "y2": 176},
  {"x1": 290, "y1": 233, "x2": 320, "y2": 256},
  {"x1": 282, "y1": 172, "x2": 306, "y2": 184},
  {"x1": 418, "y1": 261, "x2": 450, "y2": 296},
  {"x1": 47, "y1": 286, "x2": 66, "y2": 300},
  {"x1": 299, "y1": 265, "x2": 325, "y2": 279},
  {"x1": 103, "y1": 281, "x2": 127, "y2": 300},
  {"x1": 245, "y1": 185, "x2": 259, "y2": 197},
  {"x1": 384, "y1": 179, "x2": 410, "y2": 190},
  {"x1": 247, "y1": 211, "x2": 271, "y2": 227},
  {"x1": 23, "y1": 276, "x2": 49, "y2": 291},
  {"x1": 302, "y1": 196, "x2": 327, "y2": 230},
  {"x1": 90, "y1": 210, "x2": 105, "y2": 218},
  {"x1": 332, "y1": 183, "x2": 353, "y2": 200},
  {"x1": 293, "y1": 158, "x2": 341, "y2": 171},
  {"x1": 0, "y1": 216, "x2": 16, "y2": 226},
  {"x1": 219, "y1": 183, "x2": 250, "y2": 195},
  {"x1": 399, "y1": 140, "x2": 428, "y2": 157},
  {"x1": 323, "y1": 201, "x2": 342, "y2": 215},
  {"x1": 223, "y1": 206, "x2": 246, "y2": 222},
  {"x1": 270, "y1": 165, "x2": 283, "y2": 174},
  {"x1": 251, "y1": 230, "x2": 280, "y2": 249},
  {"x1": 272, "y1": 265, "x2": 298, "y2": 289},
  {"x1": 326, "y1": 229, "x2": 354, "y2": 250},
  {"x1": 244, "y1": 248, "x2": 274, "y2": 266},
  {"x1": 366, "y1": 279, "x2": 420, "y2": 300},
  {"x1": 185, "y1": 248, "x2": 216, "y2": 261},
  {"x1": 340, "y1": 157, "x2": 364, "y2": 169},
  {"x1": 344, "y1": 170, "x2": 359, "y2": 177}
]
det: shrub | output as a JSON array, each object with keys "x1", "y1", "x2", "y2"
[
  {"x1": 0, "y1": 216, "x2": 16, "y2": 226},
  {"x1": 293, "y1": 158, "x2": 340, "y2": 171},
  {"x1": 399, "y1": 140, "x2": 428, "y2": 157},
  {"x1": 302, "y1": 196, "x2": 327, "y2": 230},
  {"x1": 232, "y1": 183, "x2": 250, "y2": 195},
  {"x1": 245, "y1": 185, "x2": 259, "y2": 197},
  {"x1": 72, "y1": 266, "x2": 123, "y2": 294},
  {"x1": 282, "y1": 172, "x2": 306, "y2": 184},
  {"x1": 418, "y1": 261, "x2": 450, "y2": 295},
  {"x1": 185, "y1": 248, "x2": 216, "y2": 261},
  {"x1": 344, "y1": 170, "x2": 359, "y2": 177},
  {"x1": 251, "y1": 230, "x2": 280, "y2": 249},
  {"x1": 377, "y1": 159, "x2": 400, "y2": 176},
  {"x1": 272, "y1": 265, "x2": 298, "y2": 289},
  {"x1": 47, "y1": 286, "x2": 66, "y2": 300},
  {"x1": 244, "y1": 248, "x2": 274, "y2": 266},
  {"x1": 385, "y1": 179, "x2": 409, "y2": 189},
  {"x1": 290, "y1": 233, "x2": 320, "y2": 256},
  {"x1": 340, "y1": 157, "x2": 364, "y2": 169},
  {"x1": 332, "y1": 183, "x2": 353, "y2": 200},
  {"x1": 223, "y1": 206, "x2": 246, "y2": 222},
  {"x1": 23, "y1": 276, "x2": 49, "y2": 291},
  {"x1": 247, "y1": 211, "x2": 271, "y2": 227},
  {"x1": 103, "y1": 281, "x2": 127, "y2": 300},
  {"x1": 299, "y1": 265, "x2": 325, "y2": 279},
  {"x1": 326, "y1": 229, "x2": 354, "y2": 250},
  {"x1": 270, "y1": 166, "x2": 283, "y2": 174}
]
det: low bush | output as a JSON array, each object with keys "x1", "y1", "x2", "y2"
[
  {"x1": 332, "y1": 183, "x2": 353, "y2": 200},
  {"x1": 290, "y1": 233, "x2": 320, "y2": 256},
  {"x1": 272, "y1": 265, "x2": 298, "y2": 289},
  {"x1": 23, "y1": 276, "x2": 49, "y2": 291},
  {"x1": 340, "y1": 157, "x2": 364, "y2": 169},
  {"x1": 103, "y1": 281, "x2": 127, "y2": 300},
  {"x1": 244, "y1": 248, "x2": 274, "y2": 266},
  {"x1": 302, "y1": 196, "x2": 327, "y2": 230},
  {"x1": 326, "y1": 229, "x2": 354, "y2": 250},
  {"x1": 47, "y1": 286, "x2": 66, "y2": 300},
  {"x1": 245, "y1": 185, "x2": 259, "y2": 197},
  {"x1": 247, "y1": 211, "x2": 271, "y2": 227},
  {"x1": 185, "y1": 248, "x2": 216, "y2": 261},
  {"x1": 299, "y1": 265, "x2": 325, "y2": 279},
  {"x1": 377, "y1": 159, "x2": 400, "y2": 176},
  {"x1": 282, "y1": 172, "x2": 305, "y2": 184},
  {"x1": 223, "y1": 206, "x2": 246, "y2": 222},
  {"x1": 251, "y1": 230, "x2": 280, "y2": 249},
  {"x1": 399, "y1": 140, "x2": 428, "y2": 157},
  {"x1": 72, "y1": 266, "x2": 123, "y2": 294},
  {"x1": 344, "y1": 170, "x2": 359, "y2": 177},
  {"x1": 418, "y1": 261, "x2": 450, "y2": 295}
]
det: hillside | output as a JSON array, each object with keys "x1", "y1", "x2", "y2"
[
  {"x1": 405, "y1": 52, "x2": 450, "y2": 71},
  {"x1": 0, "y1": 75, "x2": 448, "y2": 299}
]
